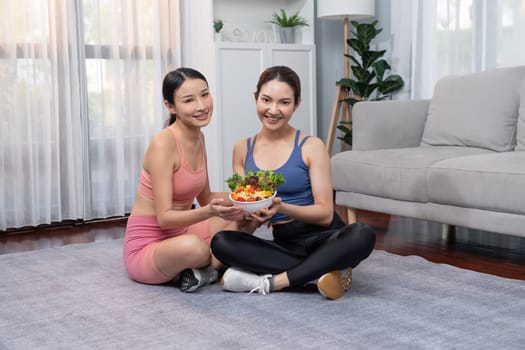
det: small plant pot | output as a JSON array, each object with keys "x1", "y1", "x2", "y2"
[{"x1": 278, "y1": 27, "x2": 295, "y2": 44}]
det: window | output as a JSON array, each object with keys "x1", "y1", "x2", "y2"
[{"x1": 0, "y1": 0, "x2": 180, "y2": 230}]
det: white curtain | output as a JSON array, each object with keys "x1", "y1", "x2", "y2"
[
  {"x1": 390, "y1": 0, "x2": 525, "y2": 99},
  {"x1": 0, "y1": 0, "x2": 181, "y2": 230}
]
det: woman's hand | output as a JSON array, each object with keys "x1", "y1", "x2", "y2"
[
  {"x1": 248, "y1": 197, "x2": 282, "y2": 225},
  {"x1": 208, "y1": 198, "x2": 246, "y2": 221}
]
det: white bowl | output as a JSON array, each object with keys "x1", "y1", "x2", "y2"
[{"x1": 229, "y1": 192, "x2": 276, "y2": 213}]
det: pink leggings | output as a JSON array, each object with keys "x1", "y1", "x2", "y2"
[{"x1": 123, "y1": 215, "x2": 210, "y2": 284}]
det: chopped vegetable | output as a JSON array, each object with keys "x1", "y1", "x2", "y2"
[{"x1": 226, "y1": 170, "x2": 285, "y2": 202}]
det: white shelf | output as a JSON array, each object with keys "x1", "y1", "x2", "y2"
[{"x1": 213, "y1": 0, "x2": 314, "y2": 45}]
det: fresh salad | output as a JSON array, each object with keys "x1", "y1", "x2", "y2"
[{"x1": 226, "y1": 170, "x2": 285, "y2": 202}]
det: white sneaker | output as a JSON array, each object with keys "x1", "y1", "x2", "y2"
[
  {"x1": 221, "y1": 267, "x2": 271, "y2": 295},
  {"x1": 179, "y1": 266, "x2": 218, "y2": 292}
]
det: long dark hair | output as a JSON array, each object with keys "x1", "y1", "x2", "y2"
[
  {"x1": 162, "y1": 67, "x2": 208, "y2": 126},
  {"x1": 254, "y1": 66, "x2": 301, "y2": 105}
]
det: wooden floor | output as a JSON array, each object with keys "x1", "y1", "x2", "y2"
[{"x1": 1, "y1": 210, "x2": 524, "y2": 281}]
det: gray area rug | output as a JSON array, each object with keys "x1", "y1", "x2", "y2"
[{"x1": 1, "y1": 238, "x2": 524, "y2": 350}]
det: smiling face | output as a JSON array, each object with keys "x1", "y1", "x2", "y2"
[
  {"x1": 165, "y1": 78, "x2": 213, "y2": 127},
  {"x1": 255, "y1": 79, "x2": 300, "y2": 129}
]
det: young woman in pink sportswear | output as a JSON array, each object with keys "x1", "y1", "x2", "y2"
[{"x1": 123, "y1": 68, "x2": 275, "y2": 292}]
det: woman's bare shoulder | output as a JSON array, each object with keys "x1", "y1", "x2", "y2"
[
  {"x1": 301, "y1": 134, "x2": 325, "y2": 149},
  {"x1": 144, "y1": 128, "x2": 177, "y2": 169},
  {"x1": 233, "y1": 137, "x2": 249, "y2": 150}
]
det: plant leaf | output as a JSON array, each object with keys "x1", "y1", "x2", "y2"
[
  {"x1": 352, "y1": 65, "x2": 374, "y2": 84},
  {"x1": 336, "y1": 120, "x2": 353, "y2": 146},
  {"x1": 348, "y1": 38, "x2": 368, "y2": 57},
  {"x1": 362, "y1": 50, "x2": 386, "y2": 68},
  {"x1": 270, "y1": 8, "x2": 308, "y2": 27},
  {"x1": 354, "y1": 81, "x2": 378, "y2": 99},
  {"x1": 356, "y1": 22, "x2": 380, "y2": 44},
  {"x1": 338, "y1": 78, "x2": 353, "y2": 89},
  {"x1": 378, "y1": 75, "x2": 404, "y2": 94},
  {"x1": 341, "y1": 97, "x2": 361, "y2": 106},
  {"x1": 336, "y1": 124, "x2": 352, "y2": 133},
  {"x1": 372, "y1": 59, "x2": 391, "y2": 82},
  {"x1": 346, "y1": 55, "x2": 360, "y2": 67}
]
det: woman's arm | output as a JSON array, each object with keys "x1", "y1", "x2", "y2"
[{"x1": 277, "y1": 136, "x2": 334, "y2": 226}]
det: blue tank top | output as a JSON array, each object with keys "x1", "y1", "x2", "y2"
[{"x1": 244, "y1": 129, "x2": 314, "y2": 222}]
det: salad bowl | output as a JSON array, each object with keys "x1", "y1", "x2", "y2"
[
  {"x1": 226, "y1": 170, "x2": 284, "y2": 213},
  {"x1": 229, "y1": 191, "x2": 276, "y2": 213}
]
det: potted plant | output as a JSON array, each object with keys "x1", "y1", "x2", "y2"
[
  {"x1": 213, "y1": 18, "x2": 224, "y2": 41},
  {"x1": 337, "y1": 20, "x2": 405, "y2": 147},
  {"x1": 268, "y1": 8, "x2": 309, "y2": 44}
]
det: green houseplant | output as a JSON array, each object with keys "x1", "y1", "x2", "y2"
[
  {"x1": 269, "y1": 8, "x2": 309, "y2": 43},
  {"x1": 337, "y1": 20, "x2": 404, "y2": 147},
  {"x1": 213, "y1": 18, "x2": 224, "y2": 34},
  {"x1": 213, "y1": 18, "x2": 224, "y2": 41}
]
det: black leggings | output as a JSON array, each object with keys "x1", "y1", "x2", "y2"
[{"x1": 211, "y1": 214, "x2": 376, "y2": 287}]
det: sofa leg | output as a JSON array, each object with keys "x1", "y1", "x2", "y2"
[
  {"x1": 346, "y1": 208, "x2": 357, "y2": 224},
  {"x1": 441, "y1": 224, "x2": 456, "y2": 244}
]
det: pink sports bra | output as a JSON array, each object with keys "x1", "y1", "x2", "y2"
[{"x1": 137, "y1": 128, "x2": 207, "y2": 207}]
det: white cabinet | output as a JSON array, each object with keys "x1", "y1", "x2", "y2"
[{"x1": 214, "y1": 42, "x2": 316, "y2": 189}]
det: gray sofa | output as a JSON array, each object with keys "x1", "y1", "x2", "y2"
[{"x1": 331, "y1": 66, "x2": 525, "y2": 238}]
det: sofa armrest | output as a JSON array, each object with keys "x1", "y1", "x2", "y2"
[{"x1": 352, "y1": 99, "x2": 431, "y2": 150}]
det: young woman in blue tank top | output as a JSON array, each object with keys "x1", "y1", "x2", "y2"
[{"x1": 211, "y1": 66, "x2": 376, "y2": 300}]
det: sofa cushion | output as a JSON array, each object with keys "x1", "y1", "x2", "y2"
[
  {"x1": 421, "y1": 66, "x2": 525, "y2": 152},
  {"x1": 428, "y1": 152, "x2": 525, "y2": 215},
  {"x1": 515, "y1": 77, "x2": 525, "y2": 151},
  {"x1": 331, "y1": 146, "x2": 492, "y2": 203}
]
